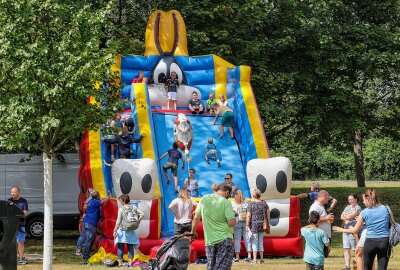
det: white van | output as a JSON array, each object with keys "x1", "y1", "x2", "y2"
[{"x1": 0, "y1": 153, "x2": 80, "y2": 238}]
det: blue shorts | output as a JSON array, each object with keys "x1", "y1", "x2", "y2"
[
  {"x1": 343, "y1": 232, "x2": 356, "y2": 250},
  {"x1": 16, "y1": 227, "x2": 26, "y2": 242}
]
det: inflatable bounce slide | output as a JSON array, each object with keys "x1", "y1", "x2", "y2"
[{"x1": 78, "y1": 10, "x2": 303, "y2": 259}]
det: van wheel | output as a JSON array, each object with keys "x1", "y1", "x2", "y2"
[{"x1": 26, "y1": 217, "x2": 44, "y2": 239}]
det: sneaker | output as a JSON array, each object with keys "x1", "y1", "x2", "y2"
[
  {"x1": 82, "y1": 260, "x2": 88, "y2": 265},
  {"x1": 110, "y1": 155, "x2": 115, "y2": 162},
  {"x1": 18, "y1": 259, "x2": 28, "y2": 265},
  {"x1": 206, "y1": 160, "x2": 210, "y2": 164},
  {"x1": 342, "y1": 267, "x2": 350, "y2": 270},
  {"x1": 75, "y1": 250, "x2": 82, "y2": 256},
  {"x1": 217, "y1": 162, "x2": 221, "y2": 167},
  {"x1": 260, "y1": 259, "x2": 265, "y2": 264}
]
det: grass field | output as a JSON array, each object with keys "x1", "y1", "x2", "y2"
[{"x1": 18, "y1": 181, "x2": 400, "y2": 269}]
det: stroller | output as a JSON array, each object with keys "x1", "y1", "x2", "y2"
[{"x1": 143, "y1": 233, "x2": 194, "y2": 270}]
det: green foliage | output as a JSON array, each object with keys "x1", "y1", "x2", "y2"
[
  {"x1": 364, "y1": 137, "x2": 400, "y2": 181},
  {"x1": 0, "y1": 0, "x2": 120, "y2": 154}
]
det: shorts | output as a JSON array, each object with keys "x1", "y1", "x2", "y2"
[
  {"x1": 343, "y1": 232, "x2": 356, "y2": 250},
  {"x1": 168, "y1": 92, "x2": 177, "y2": 101},
  {"x1": 163, "y1": 162, "x2": 178, "y2": 176},
  {"x1": 306, "y1": 262, "x2": 324, "y2": 270},
  {"x1": 174, "y1": 222, "x2": 192, "y2": 235},
  {"x1": 16, "y1": 227, "x2": 26, "y2": 242},
  {"x1": 220, "y1": 111, "x2": 234, "y2": 127}
]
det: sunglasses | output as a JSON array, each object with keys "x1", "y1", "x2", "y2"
[{"x1": 224, "y1": 177, "x2": 231, "y2": 180}]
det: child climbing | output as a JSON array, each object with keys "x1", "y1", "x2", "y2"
[{"x1": 205, "y1": 137, "x2": 221, "y2": 167}]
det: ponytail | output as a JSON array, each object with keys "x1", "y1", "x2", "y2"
[{"x1": 364, "y1": 188, "x2": 380, "y2": 207}]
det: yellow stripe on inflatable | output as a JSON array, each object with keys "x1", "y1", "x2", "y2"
[
  {"x1": 213, "y1": 55, "x2": 235, "y2": 98},
  {"x1": 145, "y1": 10, "x2": 188, "y2": 56},
  {"x1": 133, "y1": 83, "x2": 161, "y2": 199},
  {"x1": 88, "y1": 129, "x2": 107, "y2": 197},
  {"x1": 239, "y1": 65, "x2": 270, "y2": 158}
]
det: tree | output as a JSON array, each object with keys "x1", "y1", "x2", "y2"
[{"x1": 0, "y1": 0, "x2": 119, "y2": 269}]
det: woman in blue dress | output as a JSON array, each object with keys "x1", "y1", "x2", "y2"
[{"x1": 113, "y1": 194, "x2": 144, "y2": 268}]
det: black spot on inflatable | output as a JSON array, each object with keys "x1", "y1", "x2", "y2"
[
  {"x1": 270, "y1": 208, "x2": 280, "y2": 226},
  {"x1": 141, "y1": 174, "x2": 152, "y2": 193},
  {"x1": 256, "y1": 174, "x2": 267, "y2": 193},
  {"x1": 276, "y1": 171, "x2": 287, "y2": 193},
  {"x1": 120, "y1": 172, "x2": 132, "y2": 194}
]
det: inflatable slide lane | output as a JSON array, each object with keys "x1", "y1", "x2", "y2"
[{"x1": 78, "y1": 9, "x2": 303, "y2": 259}]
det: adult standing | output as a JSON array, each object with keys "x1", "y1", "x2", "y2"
[
  {"x1": 8, "y1": 186, "x2": 29, "y2": 265},
  {"x1": 113, "y1": 194, "x2": 144, "y2": 268},
  {"x1": 246, "y1": 188, "x2": 270, "y2": 264},
  {"x1": 76, "y1": 191, "x2": 109, "y2": 264},
  {"x1": 333, "y1": 189, "x2": 391, "y2": 270},
  {"x1": 340, "y1": 193, "x2": 362, "y2": 270},
  {"x1": 191, "y1": 184, "x2": 236, "y2": 270},
  {"x1": 296, "y1": 182, "x2": 337, "y2": 213},
  {"x1": 169, "y1": 188, "x2": 197, "y2": 235},
  {"x1": 224, "y1": 173, "x2": 238, "y2": 198},
  {"x1": 159, "y1": 142, "x2": 186, "y2": 193},
  {"x1": 231, "y1": 190, "x2": 249, "y2": 262}
]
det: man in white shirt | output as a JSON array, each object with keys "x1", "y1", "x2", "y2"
[{"x1": 309, "y1": 190, "x2": 334, "y2": 239}]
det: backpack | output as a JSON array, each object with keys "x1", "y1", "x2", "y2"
[
  {"x1": 121, "y1": 206, "x2": 140, "y2": 231},
  {"x1": 385, "y1": 206, "x2": 400, "y2": 247}
]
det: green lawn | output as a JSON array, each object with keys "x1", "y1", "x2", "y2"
[{"x1": 19, "y1": 181, "x2": 400, "y2": 269}]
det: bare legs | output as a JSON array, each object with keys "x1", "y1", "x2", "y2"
[{"x1": 219, "y1": 125, "x2": 234, "y2": 139}]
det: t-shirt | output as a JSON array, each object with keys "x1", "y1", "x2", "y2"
[
  {"x1": 247, "y1": 200, "x2": 269, "y2": 233},
  {"x1": 184, "y1": 177, "x2": 198, "y2": 192},
  {"x1": 231, "y1": 201, "x2": 248, "y2": 222},
  {"x1": 167, "y1": 149, "x2": 182, "y2": 164},
  {"x1": 132, "y1": 77, "x2": 143, "y2": 83},
  {"x1": 360, "y1": 205, "x2": 390, "y2": 238},
  {"x1": 169, "y1": 198, "x2": 195, "y2": 224},
  {"x1": 83, "y1": 198, "x2": 101, "y2": 226},
  {"x1": 8, "y1": 197, "x2": 28, "y2": 225},
  {"x1": 206, "y1": 98, "x2": 218, "y2": 109},
  {"x1": 206, "y1": 143, "x2": 217, "y2": 151},
  {"x1": 216, "y1": 105, "x2": 232, "y2": 116},
  {"x1": 309, "y1": 201, "x2": 331, "y2": 238},
  {"x1": 342, "y1": 204, "x2": 362, "y2": 221},
  {"x1": 189, "y1": 99, "x2": 203, "y2": 109},
  {"x1": 301, "y1": 227, "x2": 330, "y2": 266},
  {"x1": 195, "y1": 194, "x2": 234, "y2": 245},
  {"x1": 166, "y1": 78, "x2": 179, "y2": 92}
]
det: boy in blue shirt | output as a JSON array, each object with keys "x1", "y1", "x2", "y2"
[
  {"x1": 301, "y1": 211, "x2": 330, "y2": 270},
  {"x1": 205, "y1": 137, "x2": 221, "y2": 167}
]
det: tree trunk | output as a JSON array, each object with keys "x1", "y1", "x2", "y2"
[
  {"x1": 43, "y1": 152, "x2": 53, "y2": 270},
  {"x1": 353, "y1": 130, "x2": 365, "y2": 187}
]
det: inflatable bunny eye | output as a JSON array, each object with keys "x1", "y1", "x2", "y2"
[
  {"x1": 112, "y1": 158, "x2": 157, "y2": 200},
  {"x1": 265, "y1": 198, "x2": 290, "y2": 237},
  {"x1": 153, "y1": 60, "x2": 167, "y2": 84},
  {"x1": 170, "y1": 63, "x2": 183, "y2": 84},
  {"x1": 247, "y1": 157, "x2": 292, "y2": 200}
]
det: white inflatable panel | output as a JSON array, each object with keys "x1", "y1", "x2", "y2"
[
  {"x1": 112, "y1": 158, "x2": 157, "y2": 200},
  {"x1": 265, "y1": 198, "x2": 290, "y2": 237},
  {"x1": 116, "y1": 199, "x2": 152, "y2": 238},
  {"x1": 247, "y1": 157, "x2": 292, "y2": 200},
  {"x1": 146, "y1": 84, "x2": 201, "y2": 107}
]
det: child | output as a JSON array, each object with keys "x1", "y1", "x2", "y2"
[
  {"x1": 301, "y1": 211, "x2": 330, "y2": 270},
  {"x1": 206, "y1": 92, "x2": 218, "y2": 114},
  {"x1": 212, "y1": 103, "x2": 235, "y2": 139},
  {"x1": 218, "y1": 94, "x2": 229, "y2": 107},
  {"x1": 132, "y1": 71, "x2": 146, "y2": 84},
  {"x1": 188, "y1": 91, "x2": 204, "y2": 114},
  {"x1": 164, "y1": 71, "x2": 180, "y2": 110},
  {"x1": 205, "y1": 137, "x2": 221, "y2": 167},
  {"x1": 183, "y1": 168, "x2": 199, "y2": 197},
  {"x1": 159, "y1": 142, "x2": 186, "y2": 193}
]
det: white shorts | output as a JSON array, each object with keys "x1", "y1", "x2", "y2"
[{"x1": 168, "y1": 92, "x2": 177, "y2": 101}]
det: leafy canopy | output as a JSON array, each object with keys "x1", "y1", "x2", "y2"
[{"x1": 0, "y1": 0, "x2": 120, "y2": 154}]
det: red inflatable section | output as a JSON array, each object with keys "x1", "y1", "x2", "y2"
[{"x1": 78, "y1": 130, "x2": 93, "y2": 200}]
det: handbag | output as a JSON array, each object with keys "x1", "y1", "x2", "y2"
[
  {"x1": 263, "y1": 201, "x2": 270, "y2": 234},
  {"x1": 385, "y1": 206, "x2": 400, "y2": 247}
]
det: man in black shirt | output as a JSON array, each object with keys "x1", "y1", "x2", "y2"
[{"x1": 8, "y1": 186, "x2": 29, "y2": 265}]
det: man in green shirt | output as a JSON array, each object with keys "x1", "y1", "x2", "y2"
[{"x1": 191, "y1": 184, "x2": 236, "y2": 270}]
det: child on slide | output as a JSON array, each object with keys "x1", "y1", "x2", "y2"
[
  {"x1": 205, "y1": 137, "x2": 221, "y2": 167},
  {"x1": 164, "y1": 71, "x2": 179, "y2": 110}
]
